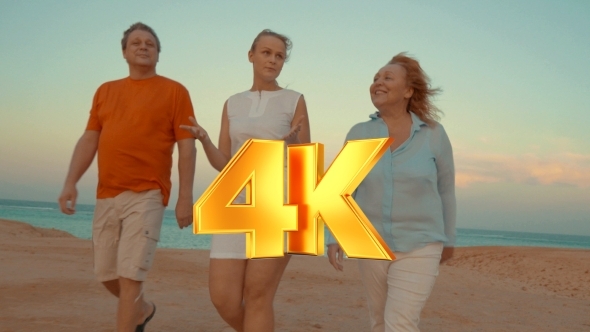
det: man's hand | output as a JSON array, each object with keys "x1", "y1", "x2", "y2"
[
  {"x1": 175, "y1": 196, "x2": 193, "y2": 229},
  {"x1": 58, "y1": 184, "x2": 78, "y2": 215},
  {"x1": 440, "y1": 246, "x2": 454, "y2": 264},
  {"x1": 180, "y1": 116, "x2": 210, "y2": 143},
  {"x1": 327, "y1": 243, "x2": 344, "y2": 271},
  {"x1": 57, "y1": 130, "x2": 99, "y2": 215}
]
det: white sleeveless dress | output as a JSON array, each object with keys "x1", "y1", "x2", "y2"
[{"x1": 209, "y1": 88, "x2": 302, "y2": 259}]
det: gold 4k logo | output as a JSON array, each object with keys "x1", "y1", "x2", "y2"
[{"x1": 193, "y1": 138, "x2": 395, "y2": 260}]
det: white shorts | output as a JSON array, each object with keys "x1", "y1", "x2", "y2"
[
  {"x1": 210, "y1": 169, "x2": 288, "y2": 259},
  {"x1": 210, "y1": 233, "x2": 248, "y2": 259}
]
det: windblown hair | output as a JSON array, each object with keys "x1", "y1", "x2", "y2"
[
  {"x1": 250, "y1": 29, "x2": 292, "y2": 61},
  {"x1": 121, "y1": 22, "x2": 161, "y2": 53},
  {"x1": 388, "y1": 52, "x2": 442, "y2": 125}
]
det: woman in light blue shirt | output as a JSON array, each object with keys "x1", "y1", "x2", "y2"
[{"x1": 327, "y1": 53, "x2": 456, "y2": 332}]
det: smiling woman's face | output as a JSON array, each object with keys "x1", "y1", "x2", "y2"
[
  {"x1": 370, "y1": 64, "x2": 413, "y2": 111},
  {"x1": 248, "y1": 36, "x2": 287, "y2": 82}
]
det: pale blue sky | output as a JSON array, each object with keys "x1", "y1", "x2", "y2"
[{"x1": 1, "y1": 0, "x2": 589, "y2": 235}]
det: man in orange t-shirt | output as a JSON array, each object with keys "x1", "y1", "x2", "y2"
[{"x1": 58, "y1": 22, "x2": 196, "y2": 332}]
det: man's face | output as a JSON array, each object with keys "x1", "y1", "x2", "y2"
[{"x1": 122, "y1": 29, "x2": 159, "y2": 69}]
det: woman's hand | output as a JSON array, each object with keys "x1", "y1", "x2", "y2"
[
  {"x1": 440, "y1": 246, "x2": 454, "y2": 264},
  {"x1": 282, "y1": 116, "x2": 305, "y2": 144},
  {"x1": 180, "y1": 116, "x2": 210, "y2": 143},
  {"x1": 327, "y1": 243, "x2": 344, "y2": 271}
]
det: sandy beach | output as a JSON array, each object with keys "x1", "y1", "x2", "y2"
[{"x1": 0, "y1": 218, "x2": 589, "y2": 332}]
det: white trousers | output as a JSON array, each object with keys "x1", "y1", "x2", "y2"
[{"x1": 358, "y1": 242, "x2": 443, "y2": 332}]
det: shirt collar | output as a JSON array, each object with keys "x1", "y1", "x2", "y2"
[
  {"x1": 370, "y1": 111, "x2": 427, "y2": 132},
  {"x1": 369, "y1": 112, "x2": 380, "y2": 120},
  {"x1": 410, "y1": 111, "x2": 426, "y2": 132}
]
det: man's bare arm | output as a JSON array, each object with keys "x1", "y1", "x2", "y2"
[
  {"x1": 58, "y1": 130, "x2": 100, "y2": 214},
  {"x1": 175, "y1": 138, "x2": 196, "y2": 229}
]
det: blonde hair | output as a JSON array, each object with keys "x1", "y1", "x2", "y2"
[
  {"x1": 250, "y1": 29, "x2": 292, "y2": 61},
  {"x1": 388, "y1": 52, "x2": 442, "y2": 125}
]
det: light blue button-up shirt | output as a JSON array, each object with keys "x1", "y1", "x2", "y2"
[{"x1": 327, "y1": 112, "x2": 456, "y2": 252}]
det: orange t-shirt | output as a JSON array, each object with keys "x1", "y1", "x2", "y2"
[{"x1": 86, "y1": 75, "x2": 195, "y2": 206}]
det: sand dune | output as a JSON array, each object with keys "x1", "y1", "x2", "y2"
[{"x1": 0, "y1": 218, "x2": 589, "y2": 331}]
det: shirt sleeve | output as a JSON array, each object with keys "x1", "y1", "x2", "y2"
[
  {"x1": 433, "y1": 124, "x2": 457, "y2": 247},
  {"x1": 172, "y1": 85, "x2": 196, "y2": 141},
  {"x1": 85, "y1": 87, "x2": 103, "y2": 131}
]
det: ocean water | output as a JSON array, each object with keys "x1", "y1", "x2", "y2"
[
  {"x1": 0, "y1": 198, "x2": 210, "y2": 250},
  {"x1": 1, "y1": 198, "x2": 589, "y2": 250}
]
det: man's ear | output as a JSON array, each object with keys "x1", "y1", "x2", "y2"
[{"x1": 248, "y1": 50, "x2": 253, "y2": 63}]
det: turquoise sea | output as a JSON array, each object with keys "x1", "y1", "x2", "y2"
[{"x1": 1, "y1": 198, "x2": 589, "y2": 250}]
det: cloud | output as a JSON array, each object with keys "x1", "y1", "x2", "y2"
[{"x1": 454, "y1": 151, "x2": 590, "y2": 188}]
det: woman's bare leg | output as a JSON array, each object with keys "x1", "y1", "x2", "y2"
[
  {"x1": 209, "y1": 259, "x2": 248, "y2": 331},
  {"x1": 242, "y1": 255, "x2": 291, "y2": 332}
]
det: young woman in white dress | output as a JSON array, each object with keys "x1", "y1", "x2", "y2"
[{"x1": 181, "y1": 29, "x2": 310, "y2": 332}]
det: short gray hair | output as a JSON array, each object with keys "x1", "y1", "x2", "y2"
[{"x1": 121, "y1": 22, "x2": 161, "y2": 53}]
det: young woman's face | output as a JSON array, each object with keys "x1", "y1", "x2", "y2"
[{"x1": 248, "y1": 36, "x2": 287, "y2": 82}]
